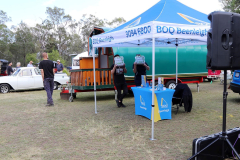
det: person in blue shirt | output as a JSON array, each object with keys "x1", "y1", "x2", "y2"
[
  {"x1": 27, "y1": 61, "x2": 33, "y2": 67},
  {"x1": 56, "y1": 60, "x2": 64, "y2": 73},
  {"x1": 16, "y1": 62, "x2": 21, "y2": 69}
]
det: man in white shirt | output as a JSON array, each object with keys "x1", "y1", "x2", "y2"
[{"x1": 27, "y1": 61, "x2": 33, "y2": 67}]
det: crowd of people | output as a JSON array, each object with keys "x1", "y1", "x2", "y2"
[{"x1": 6, "y1": 60, "x2": 64, "y2": 76}]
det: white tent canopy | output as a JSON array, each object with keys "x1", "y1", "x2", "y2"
[
  {"x1": 92, "y1": 21, "x2": 208, "y2": 48},
  {"x1": 91, "y1": 0, "x2": 210, "y2": 140}
]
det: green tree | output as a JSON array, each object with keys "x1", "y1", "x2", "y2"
[
  {"x1": 78, "y1": 14, "x2": 126, "y2": 51},
  {"x1": 0, "y1": 10, "x2": 13, "y2": 62},
  {"x1": 32, "y1": 22, "x2": 52, "y2": 54},
  {"x1": 78, "y1": 14, "x2": 106, "y2": 51},
  {"x1": 13, "y1": 22, "x2": 36, "y2": 66},
  {"x1": 48, "y1": 50, "x2": 66, "y2": 66},
  {"x1": 107, "y1": 17, "x2": 126, "y2": 28},
  {"x1": 0, "y1": 10, "x2": 11, "y2": 25},
  {"x1": 45, "y1": 7, "x2": 72, "y2": 56},
  {"x1": 25, "y1": 53, "x2": 38, "y2": 65},
  {"x1": 0, "y1": 26, "x2": 13, "y2": 60},
  {"x1": 219, "y1": 0, "x2": 240, "y2": 13}
]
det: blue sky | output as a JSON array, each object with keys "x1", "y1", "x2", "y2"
[{"x1": 1, "y1": 0, "x2": 223, "y2": 27}]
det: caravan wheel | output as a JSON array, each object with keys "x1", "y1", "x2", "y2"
[{"x1": 165, "y1": 80, "x2": 176, "y2": 89}]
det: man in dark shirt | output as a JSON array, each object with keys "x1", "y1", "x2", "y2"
[
  {"x1": 133, "y1": 55, "x2": 150, "y2": 86},
  {"x1": 39, "y1": 52, "x2": 55, "y2": 106},
  {"x1": 7, "y1": 62, "x2": 13, "y2": 76},
  {"x1": 111, "y1": 54, "x2": 128, "y2": 108}
]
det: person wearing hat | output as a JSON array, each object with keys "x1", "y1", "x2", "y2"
[
  {"x1": 27, "y1": 61, "x2": 33, "y2": 67},
  {"x1": 56, "y1": 60, "x2": 63, "y2": 73}
]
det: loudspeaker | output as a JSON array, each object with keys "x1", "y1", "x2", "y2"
[{"x1": 207, "y1": 11, "x2": 240, "y2": 70}]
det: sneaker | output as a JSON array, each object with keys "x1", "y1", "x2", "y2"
[
  {"x1": 46, "y1": 103, "x2": 54, "y2": 107},
  {"x1": 116, "y1": 100, "x2": 121, "y2": 108},
  {"x1": 121, "y1": 102, "x2": 126, "y2": 108}
]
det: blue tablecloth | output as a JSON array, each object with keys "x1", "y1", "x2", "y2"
[{"x1": 131, "y1": 87, "x2": 175, "y2": 122}]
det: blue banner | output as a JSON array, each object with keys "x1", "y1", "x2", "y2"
[{"x1": 132, "y1": 87, "x2": 174, "y2": 122}]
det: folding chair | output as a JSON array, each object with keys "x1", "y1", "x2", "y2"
[
  {"x1": 172, "y1": 84, "x2": 192, "y2": 114},
  {"x1": 172, "y1": 96, "x2": 183, "y2": 114}
]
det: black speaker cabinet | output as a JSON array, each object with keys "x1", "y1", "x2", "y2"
[{"x1": 207, "y1": 11, "x2": 240, "y2": 70}]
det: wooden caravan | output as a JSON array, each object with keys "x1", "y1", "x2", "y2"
[{"x1": 70, "y1": 27, "x2": 115, "y2": 91}]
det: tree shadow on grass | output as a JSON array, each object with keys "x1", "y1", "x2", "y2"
[{"x1": 228, "y1": 97, "x2": 240, "y2": 103}]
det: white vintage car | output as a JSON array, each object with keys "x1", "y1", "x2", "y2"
[{"x1": 0, "y1": 67, "x2": 69, "y2": 93}]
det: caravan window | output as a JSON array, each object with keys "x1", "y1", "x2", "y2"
[{"x1": 73, "y1": 59, "x2": 79, "y2": 66}]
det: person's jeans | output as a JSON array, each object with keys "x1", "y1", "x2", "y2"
[
  {"x1": 44, "y1": 78, "x2": 54, "y2": 104},
  {"x1": 115, "y1": 82, "x2": 128, "y2": 102},
  {"x1": 134, "y1": 79, "x2": 141, "y2": 86},
  {"x1": 135, "y1": 76, "x2": 147, "y2": 86}
]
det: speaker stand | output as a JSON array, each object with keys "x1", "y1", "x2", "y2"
[{"x1": 188, "y1": 70, "x2": 240, "y2": 160}]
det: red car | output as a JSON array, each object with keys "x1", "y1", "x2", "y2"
[
  {"x1": 0, "y1": 59, "x2": 8, "y2": 76},
  {"x1": 203, "y1": 70, "x2": 221, "y2": 82}
]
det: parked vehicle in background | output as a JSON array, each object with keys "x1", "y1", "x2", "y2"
[
  {"x1": 0, "y1": 67, "x2": 69, "y2": 93},
  {"x1": 219, "y1": 70, "x2": 232, "y2": 85},
  {"x1": 53, "y1": 61, "x2": 58, "y2": 73},
  {"x1": 203, "y1": 70, "x2": 221, "y2": 82},
  {"x1": 0, "y1": 59, "x2": 8, "y2": 76},
  {"x1": 230, "y1": 70, "x2": 240, "y2": 93}
]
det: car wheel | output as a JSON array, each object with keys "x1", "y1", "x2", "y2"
[
  {"x1": 207, "y1": 78, "x2": 212, "y2": 82},
  {"x1": 165, "y1": 80, "x2": 177, "y2": 89},
  {"x1": 54, "y1": 82, "x2": 58, "y2": 90},
  {"x1": 0, "y1": 84, "x2": 10, "y2": 93}
]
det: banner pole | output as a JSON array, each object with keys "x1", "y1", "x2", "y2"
[
  {"x1": 176, "y1": 39, "x2": 178, "y2": 84},
  {"x1": 93, "y1": 47, "x2": 97, "y2": 114},
  {"x1": 150, "y1": 37, "x2": 156, "y2": 141}
]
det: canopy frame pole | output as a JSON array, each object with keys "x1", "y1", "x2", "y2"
[
  {"x1": 150, "y1": 37, "x2": 156, "y2": 141},
  {"x1": 93, "y1": 47, "x2": 97, "y2": 114},
  {"x1": 175, "y1": 39, "x2": 178, "y2": 84}
]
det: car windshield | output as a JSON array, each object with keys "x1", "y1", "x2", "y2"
[
  {"x1": 12, "y1": 68, "x2": 21, "y2": 76},
  {"x1": 35, "y1": 68, "x2": 41, "y2": 75}
]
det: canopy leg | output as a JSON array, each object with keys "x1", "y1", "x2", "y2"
[
  {"x1": 150, "y1": 37, "x2": 156, "y2": 141},
  {"x1": 175, "y1": 39, "x2": 178, "y2": 84},
  {"x1": 93, "y1": 47, "x2": 97, "y2": 114}
]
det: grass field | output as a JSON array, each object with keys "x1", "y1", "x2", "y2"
[{"x1": 0, "y1": 80, "x2": 240, "y2": 160}]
